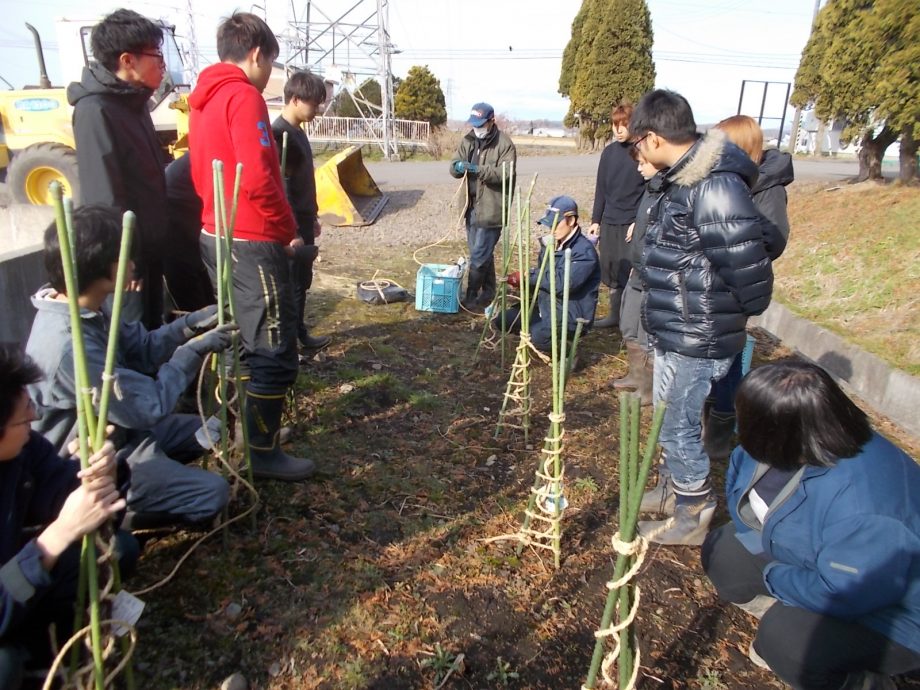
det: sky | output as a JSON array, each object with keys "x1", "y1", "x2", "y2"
[{"x1": 0, "y1": 0, "x2": 818, "y2": 126}]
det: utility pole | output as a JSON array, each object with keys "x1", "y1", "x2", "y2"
[
  {"x1": 787, "y1": 0, "x2": 823, "y2": 153},
  {"x1": 184, "y1": 0, "x2": 199, "y2": 83}
]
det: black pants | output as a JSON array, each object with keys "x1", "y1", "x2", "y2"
[
  {"x1": 200, "y1": 233, "x2": 299, "y2": 394},
  {"x1": 291, "y1": 229, "x2": 316, "y2": 345},
  {"x1": 0, "y1": 532, "x2": 139, "y2": 689},
  {"x1": 598, "y1": 222, "x2": 632, "y2": 289},
  {"x1": 702, "y1": 522, "x2": 920, "y2": 689}
]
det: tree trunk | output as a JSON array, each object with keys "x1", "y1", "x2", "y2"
[
  {"x1": 856, "y1": 126, "x2": 897, "y2": 182},
  {"x1": 899, "y1": 125, "x2": 918, "y2": 185}
]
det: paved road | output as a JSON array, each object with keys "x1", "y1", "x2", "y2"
[{"x1": 365, "y1": 155, "x2": 894, "y2": 188}]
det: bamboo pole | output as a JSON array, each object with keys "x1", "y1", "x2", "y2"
[
  {"x1": 280, "y1": 130, "x2": 289, "y2": 177},
  {"x1": 584, "y1": 400, "x2": 666, "y2": 689},
  {"x1": 49, "y1": 184, "x2": 104, "y2": 690}
]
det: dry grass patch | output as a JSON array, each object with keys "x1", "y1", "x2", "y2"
[{"x1": 780, "y1": 184, "x2": 920, "y2": 375}]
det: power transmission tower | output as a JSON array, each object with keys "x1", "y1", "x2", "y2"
[{"x1": 282, "y1": 0, "x2": 399, "y2": 159}]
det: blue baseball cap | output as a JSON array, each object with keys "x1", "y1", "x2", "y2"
[
  {"x1": 538, "y1": 195, "x2": 578, "y2": 227},
  {"x1": 467, "y1": 102, "x2": 495, "y2": 127}
]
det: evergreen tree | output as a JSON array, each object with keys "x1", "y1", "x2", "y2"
[
  {"x1": 559, "y1": 0, "x2": 592, "y2": 98},
  {"x1": 394, "y1": 65, "x2": 447, "y2": 126},
  {"x1": 560, "y1": 0, "x2": 655, "y2": 150},
  {"x1": 791, "y1": 0, "x2": 919, "y2": 182},
  {"x1": 331, "y1": 78, "x2": 382, "y2": 118}
]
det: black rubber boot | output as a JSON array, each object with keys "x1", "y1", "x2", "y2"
[
  {"x1": 462, "y1": 265, "x2": 486, "y2": 312},
  {"x1": 300, "y1": 329, "x2": 331, "y2": 352},
  {"x1": 477, "y1": 256, "x2": 497, "y2": 307},
  {"x1": 244, "y1": 389, "x2": 316, "y2": 481},
  {"x1": 593, "y1": 287, "x2": 622, "y2": 328},
  {"x1": 703, "y1": 411, "x2": 736, "y2": 461}
]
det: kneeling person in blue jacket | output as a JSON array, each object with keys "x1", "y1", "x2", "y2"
[
  {"x1": 498, "y1": 195, "x2": 601, "y2": 353},
  {"x1": 702, "y1": 360, "x2": 920, "y2": 690},
  {"x1": 26, "y1": 206, "x2": 233, "y2": 531}
]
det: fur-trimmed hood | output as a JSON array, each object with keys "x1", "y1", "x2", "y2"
[{"x1": 670, "y1": 129, "x2": 759, "y2": 189}]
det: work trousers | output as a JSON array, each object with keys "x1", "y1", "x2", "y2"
[
  {"x1": 200, "y1": 233, "x2": 299, "y2": 394},
  {"x1": 702, "y1": 523, "x2": 920, "y2": 690},
  {"x1": 125, "y1": 414, "x2": 229, "y2": 523},
  {"x1": 598, "y1": 222, "x2": 631, "y2": 289},
  {"x1": 618, "y1": 269, "x2": 650, "y2": 350}
]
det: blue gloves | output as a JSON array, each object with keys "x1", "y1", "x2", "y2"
[{"x1": 453, "y1": 160, "x2": 479, "y2": 175}]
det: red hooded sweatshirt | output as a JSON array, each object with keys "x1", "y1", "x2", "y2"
[{"x1": 188, "y1": 63, "x2": 295, "y2": 243}]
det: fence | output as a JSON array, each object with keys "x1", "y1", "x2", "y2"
[{"x1": 305, "y1": 116, "x2": 430, "y2": 147}]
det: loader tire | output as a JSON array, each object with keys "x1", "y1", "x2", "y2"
[{"x1": 8, "y1": 143, "x2": 80, "y2": 205}]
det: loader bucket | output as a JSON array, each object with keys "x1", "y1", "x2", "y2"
[{"x1": 316, "y1": 146, "x2": 388, "y2": 227}]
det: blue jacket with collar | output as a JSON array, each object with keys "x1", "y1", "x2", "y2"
[
  {"x1": 726, "y1": 432, "x2": 920, "y2": 653},
  {"x1": 530, "y1": 227, "x2": 601, "y2": 327}
]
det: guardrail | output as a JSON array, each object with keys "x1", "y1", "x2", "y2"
[{"x1": 305, "y1": 116, "x2": 430, "y2": 147}]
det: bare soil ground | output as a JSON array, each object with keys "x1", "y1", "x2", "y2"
[{"x1": 132, "y1": 178, "x2": 920, "y2": 690}]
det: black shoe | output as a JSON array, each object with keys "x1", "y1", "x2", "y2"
[{"x1": 300, "y1": 333, "x2": 331, "y2": 351}]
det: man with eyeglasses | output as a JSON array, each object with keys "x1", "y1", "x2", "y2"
[
  {"x1": 67, "y1": 8, "x2": 170, "y2": 329},
  {"x1": 628, "y1": 90, "x2": 776, "y2": 546}
]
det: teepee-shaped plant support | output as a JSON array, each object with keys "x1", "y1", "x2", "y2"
[
  {"x1": 47, "y1": 183, "x2": 137, "y2": 690},
  {"x1": 583, "y1": 394, "x2": 666, "y2": 690}
]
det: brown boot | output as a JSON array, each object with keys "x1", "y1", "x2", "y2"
[
  {"x1": 636, "y1": 348, "x2": 654, "y2": 406},
  {"x1": 613, "y1": 340, "x2": 646, "y2": 390}
]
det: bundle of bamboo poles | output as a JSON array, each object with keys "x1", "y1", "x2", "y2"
[
  {"x1": 46, "y1": 182, "x2": 137, "y2": 690},
  {"x1": 210, "y1": 159, "x2": 257, "y2": 529},
  {"x1": 583, "y1": 395, "x2": 666, "y2": 690}
]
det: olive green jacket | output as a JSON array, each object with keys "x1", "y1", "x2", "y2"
[{"x1": 449, "y1": 128, "x2": 517, "y2": 228}]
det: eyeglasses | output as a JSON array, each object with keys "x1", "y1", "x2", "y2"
[
  {"x1": 135, "y1": 50, "x2": 165, "y2": 64},
  {"x1": 631, "y1": 133, "x2": 651, "y2": 152}
]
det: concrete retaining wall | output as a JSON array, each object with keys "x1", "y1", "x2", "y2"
[
  {"x1": 752, "y1": 302, "x2": 920, "y2": 439},
  {"x1": 0, "y1": 204, "x2": 54, "y2": 346}
]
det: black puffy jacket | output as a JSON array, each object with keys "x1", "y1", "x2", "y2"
[{"x1": 640, "y1": 130, "x2": 775, "y2": 359}]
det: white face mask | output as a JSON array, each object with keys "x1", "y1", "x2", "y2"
[{"x1": 473, "y1": 125, "x2": 490, "y2": 139}]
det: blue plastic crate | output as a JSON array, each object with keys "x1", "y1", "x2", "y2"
[{"x1": 415, "y1": 263, "x2": 461, "y2": 313}]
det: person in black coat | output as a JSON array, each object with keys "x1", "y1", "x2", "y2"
[
  {"x1": 629, "y1": 90, "x2": 776, "y2": 547},
  {"x1": 272, "y1": 71, "x2": 331, "y2": 354},
  {"x1": 703, "y1": 115, "x2": 794, "y2": 460},
  {"x1": 163, "y1": 154, "x2": 215, "y2": 313},
  {"x1": 0, "y1": 347, "x2": 136, "y2": 688},
  {"x1": 588, "y1": 103, "x2": 646, "y2": 329},
  {"x1": 66, "y1": 9, "x2": 169, "y2": 330}
]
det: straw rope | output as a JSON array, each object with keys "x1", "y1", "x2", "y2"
[{"x1": 580, "y1": 532, "x2": 649, "y2": 690}]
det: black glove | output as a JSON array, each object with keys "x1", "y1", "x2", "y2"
[
  {"x1": 290, "y1": 243, "x2": 319, "y2": 267},
  {"x1": 182, "y1": 304, "x2": 221, "y2": 338},
  {"x1": 183, "y1": 323, "x2": 239, "y2": 356}
]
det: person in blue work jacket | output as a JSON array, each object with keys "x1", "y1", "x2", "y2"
[
  {"x1": 499, "y1": 195, "x2": 601, "y2": 353},
  {"x1": 702, "y1": 359, "x2": 920, "y2": 690}
]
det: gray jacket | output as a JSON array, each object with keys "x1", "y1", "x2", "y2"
[{"x1": 26, "y1": 287, "x2": 202, "y2": 450}]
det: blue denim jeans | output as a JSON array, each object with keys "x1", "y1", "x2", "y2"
[
  {"x1": 709, "y1": 351, "x2": 744, "y2": 415},
  {"x1": 653, "y1": 349, "x2": 733, "y2": 491},
  {"x1": 465, "y1": 221, "x2": 501, "y2": 270}
]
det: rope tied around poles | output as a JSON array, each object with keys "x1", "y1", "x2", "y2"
[{"x1": 580, "y1": 532, "x2": 647, "y2": 690}]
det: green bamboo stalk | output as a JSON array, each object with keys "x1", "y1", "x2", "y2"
[
  {"x1": 566, "y1": 318, "x2": 587, "y2": 378},
  {"x1": 49, "y1": 183, "x2": 105, "y2": 690},
  {"x1": 93, "y1": 212, "x2": 134, "y2": 451},
  {"x1": 619, "y1": 395, "x2": 642, "y2": 688},
  {"x1": 584, "y1": 401, "x2": 667, "y2": 689}
]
